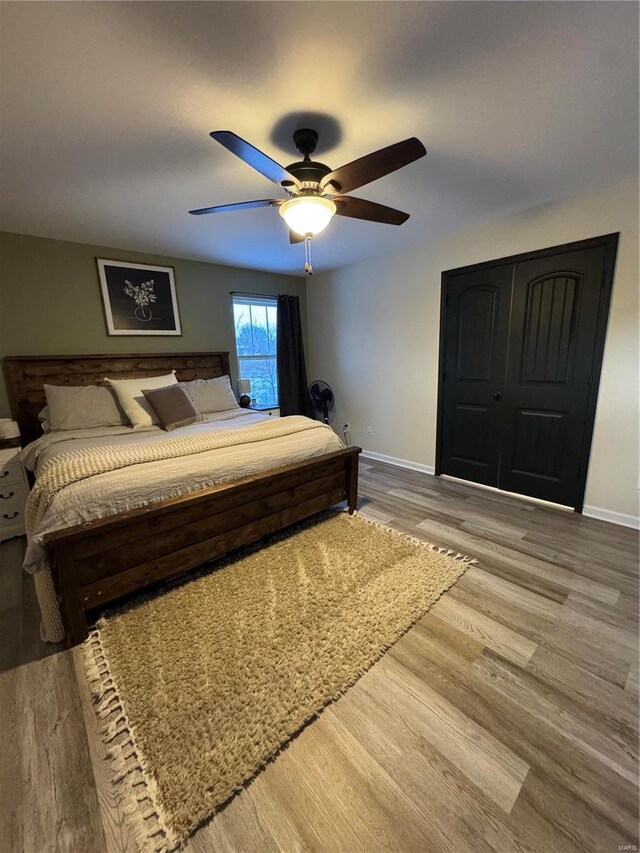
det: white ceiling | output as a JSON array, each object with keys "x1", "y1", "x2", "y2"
[{"x1": 1, "y1": 1, "x2": 638, "y2": 276}]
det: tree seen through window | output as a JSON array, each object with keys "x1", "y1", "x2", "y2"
[{"x1": 233, "y1": 297, "x2": 278, "y2": 408}]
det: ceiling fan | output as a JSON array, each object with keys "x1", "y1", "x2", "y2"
[{"x1": 189, "y1": 128, "x2": 427, "y2": 273}]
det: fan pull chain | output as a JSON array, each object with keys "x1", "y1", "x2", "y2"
[{"x1": 304, "y1": 235, "x2": 313, "y2": 275}]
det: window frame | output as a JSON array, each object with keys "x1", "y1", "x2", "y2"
[{"x1": 232, "y1": 293, "x2": 279, "y2": 409}]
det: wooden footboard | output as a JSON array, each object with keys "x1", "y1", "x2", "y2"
[{"x1": 44, "y1": 446, "x2": 361, "y2": 646}]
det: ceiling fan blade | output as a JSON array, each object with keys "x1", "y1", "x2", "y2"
[
  {"x1": 321, "y1": 137, "x2": 426, "y2": 194},
  {"x1": 211, "y1": 131, "x2": 301, "y2": 188},
  {"x1": 333, "y1": 196, "x2": 410, "y2": 225},
  {"x1": 189, "y1": 199, "x2": 281, "y2": 215},
  {"x1": 289, "y1": 229, "x2": 304, "y2": 244}
]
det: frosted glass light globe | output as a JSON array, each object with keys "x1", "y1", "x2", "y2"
[{"x1": 279, "y1": 196, "x2": 337, "y2": 237}]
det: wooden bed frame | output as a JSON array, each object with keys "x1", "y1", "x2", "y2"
[{"x1": 3, "y1": 353, "x2": 361, "y2": 646}]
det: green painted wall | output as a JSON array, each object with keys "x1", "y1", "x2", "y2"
[{"x1": 0, "y1": 231, "x2": 306, "y2": 417}]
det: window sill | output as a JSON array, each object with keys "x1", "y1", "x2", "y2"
[{"x1": 248, "y1": 405, "x2": 280, "y2": 412}]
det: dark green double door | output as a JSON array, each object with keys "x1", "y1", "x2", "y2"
[{"x1": 436, "y1": 234, "x2": 618, "y2": 510}]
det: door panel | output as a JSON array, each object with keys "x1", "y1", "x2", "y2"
[
  {"x1": 510, "y1": 409, "x2": 566, "y2": 481},
  {"x1": 439, "y1": 266, "x2": 512, "y2": 485},
  {"x1": 519, "y1": 274, "x2": 580, "y2": 385},
  {"x1": 450, "y1": 403, "x2": 493, "y2": 465},
  {"x1": 499, "y1": 246, "x2": 607, "y2": 505},
  {"x1": 455, "y1": 287, "x2": 499, "y2": 381}
]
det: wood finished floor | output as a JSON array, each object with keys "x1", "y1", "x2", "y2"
[{"x1": 0, "y1": 459, "x2": 638, "y2": 852}]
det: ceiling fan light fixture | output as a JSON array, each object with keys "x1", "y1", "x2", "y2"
[{"x1": 278, "y1": 195, "x2": 336, "y2": 237}]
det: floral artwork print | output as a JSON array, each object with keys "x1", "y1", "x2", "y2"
[
  {"x1": 124, "y1": 279, "x2": 157, "y2": 322},
  {"x1": 97, "y1": 259, "x2": 181, "y2": 335}
]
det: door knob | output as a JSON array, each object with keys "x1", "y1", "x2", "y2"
[{"x1": 493, "y1": 391, "x2": 502, "y2": 400}]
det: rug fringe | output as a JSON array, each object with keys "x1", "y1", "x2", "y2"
[
  {"x1": 352, "y1": 510, "x2": 479, "y2": 566},
  {"x1": 83, "y1": 626, "x2": 180, "y2": 853}
]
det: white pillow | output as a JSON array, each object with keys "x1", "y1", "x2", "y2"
[
  {"x1": 105, "y1": 372, "x2": 178, "y2": 429},
  {"x1": 43, "y1": 384, "x2": 129, "y2": 431},
  {"x1": 38, "y1": 406, "x2": 50, "y2": 433},
  {"x1": 180, "y1": 376, "x2": 239, "y2": 413}
]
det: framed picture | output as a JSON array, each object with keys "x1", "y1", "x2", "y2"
[{"x1": 96, "y1": 258, "x2": 182, "y2": 336}]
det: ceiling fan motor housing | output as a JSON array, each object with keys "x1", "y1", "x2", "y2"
[{"x1": 284, "y1": 164, "x2": 332, "y2": 189}]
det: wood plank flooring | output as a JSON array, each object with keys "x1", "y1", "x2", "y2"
[{"x1": 0, "y1": 460, "x2": 638, "y2": 852}]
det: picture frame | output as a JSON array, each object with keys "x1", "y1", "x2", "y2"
[{"x1": 96, "y1": 258, "x2": 182, "y2": 336}]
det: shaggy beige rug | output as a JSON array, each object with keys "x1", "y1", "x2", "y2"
[{"x1": 85, "y1": 510, "x2": 474, "y2": 852}]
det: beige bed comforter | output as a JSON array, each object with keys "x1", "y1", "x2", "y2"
[{"x1": 21, "y1": 410, "x2": 343, "y2": 641}]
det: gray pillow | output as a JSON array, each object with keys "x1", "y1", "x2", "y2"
[
  {"x1": 142, "y1": 385, "x2": 201, "y2": 431},
  {"x1": 180, "y1": 375, "x2": 239, "y2": 413},
  {"x1": 43, "y1": 384, "x2": 130, "y2": 431}
]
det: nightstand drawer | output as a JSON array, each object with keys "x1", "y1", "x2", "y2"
[
  {"x1": 0, "y1": 480, "x2": 28, "y2": 504},
  {"x1": 0, "y1": 487, "x2": 27, "y2": 524},
  {"x1": 0, "y1": 461, "x2": 24, "y2": 486},
  {"x1": 250, "y1": 407, "x2": 280, "y2": 417}
]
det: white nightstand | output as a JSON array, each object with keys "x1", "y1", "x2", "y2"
[
  {"x1": 249, "y1": 407, "x2": 280, "y2": 418},
  {"x1": 0, "y1": 446, "x2": 29, "y2": 542}
]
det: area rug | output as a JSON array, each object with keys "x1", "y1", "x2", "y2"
[{"x1": 84, "y1": 510, "x2": 475, "y2": 852}]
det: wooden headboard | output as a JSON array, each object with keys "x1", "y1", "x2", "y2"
[{"x1": 3, "y1": 352, "x2": 231, "y2": 446}]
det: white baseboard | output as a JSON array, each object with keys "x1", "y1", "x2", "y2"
[
  {"x1": 583, "y1": 505, "x2": 640, "y2": 530},
  {"x1": 360, "y1": 449, "x2": 435, "y2": 476},
  {"x1": 361, "y1": 451, "x2": 639, "y2": 530}
]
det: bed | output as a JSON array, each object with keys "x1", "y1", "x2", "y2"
[{"x1": 3, "y1": 353, "x2": 360, "y2": 646}]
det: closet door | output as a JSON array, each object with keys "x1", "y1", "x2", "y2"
[
  {"x1": 437, "y1": 234, "x2": 617, "y2": 511},
  {"x1": 498, "y1": 245, "x2": 610, "y2": 507},
  {"x1": 438, "y1": 265, "x2": 512, "y2": 485}
]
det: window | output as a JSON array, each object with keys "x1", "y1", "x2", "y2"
[{"x1": 232, "y1": 294, "x2": 278, "y2": 408}]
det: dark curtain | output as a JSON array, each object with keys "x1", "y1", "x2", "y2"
[{"x1": 276, "y1": 294, "x2": 313, "y2": 417}]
